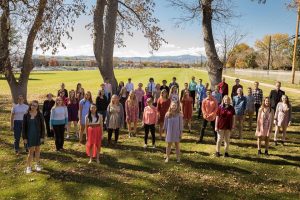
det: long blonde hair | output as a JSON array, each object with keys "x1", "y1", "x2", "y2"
[
  {"x1": 127, "y1": 91, "x2": 138, "y2": 106},
  {"x1": 109, "y1": 94, "x2": 119, "y2": 106},
  {"x1": 166, "y1": 102, "x2": 181, "y2": 118}
]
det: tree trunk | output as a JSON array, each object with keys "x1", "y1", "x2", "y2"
[
  {"x1": 1, "y1": 0, "x2": 47, "y2": 103},
  {"x1": 103, "y1": 0, "x2": 118, "y2": 94},
  {"x1": 201, "y1": 0, "x2": 223, "y2": 89}
]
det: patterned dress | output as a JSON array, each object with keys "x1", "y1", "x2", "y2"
[
  {"x1": 164, "y1": 114, "x2": 183, "y2": 143},
  {"x1": 275, "y1": 102, "x2": 292, "y2": 127},
  {"x1": 125, "y1": 100, "x2": 139, "y2": 123},
  {"x1": 256, "y1": 108, "x2": 274, "y2": 137}
]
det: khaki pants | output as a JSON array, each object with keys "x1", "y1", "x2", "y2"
[
  {"x1": 245, "y1": 111, "x2": 254, "y2": 131},
  {"x1": 216, "y1": 130, "x2": 231, "y2": 153}
]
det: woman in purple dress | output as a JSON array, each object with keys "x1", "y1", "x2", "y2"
[{"x1": 67, "y1": 90, "x2": 79, "y2": 139}]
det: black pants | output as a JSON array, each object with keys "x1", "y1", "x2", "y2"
[
  {"x1": 138, "y1": 102, "x2": 143, "y2": 119},
  {"x1": 255, "y1": 103, "x2": 261, "y2": 120},
  {"x1": 108, "y1": 128, "x2": 119, "y2": 142},
  {"x1": 53, "y1": 125, "x2": 65, "y2": 150},
  {"x1": 197, "y1": 101, "x2": 203, "y2": 119},
  {"x1": 190, "y1": 90, "x2": 196, "y2": 108},
  {"x1": 144, "y1": 124, "x2": 155, "y2": 145},
  {"x1": 199, "y1": 119, "x2": 217, "y2": 142},
  {"x1": 44, "y1": 116, "x2": 54, "y2": 137}
]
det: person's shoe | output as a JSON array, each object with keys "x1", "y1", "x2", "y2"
[
  {"x1": 35, "y1": 164, "x2": 43, "y2": 172},
  {"x1": 281, "y1": 141, "x2": 285, "y2": 146},
  {"x1": 66, "y1": 134, "x2": 70, "y2": 139},
  {"x1": 258, "y1": 149, "x2": 262, "y2": 155},
  {"x1": 224, "y1": 152, "x2": 229, "y2": 157},
  {"x1": 143, "y1": 144, "x2": 147, "y2": 149},
  {"x1": 152, "y1": 144, "x2": 156, "y2": 149},
  {"x1": 177, "y1": 158, "x2": 181, "y2": 163},
  {"x1": 164, "y1": 158, "x2": 169, "y2": 163},
  {"x1": 128, "y1": 133, "x2": 132, "y2": 138},
  {"x1": 215, "y1": 152, "x2": 221, "y2": 157},
  {"x1": 15, "y1": 151, "x2": 19, "y2": 156},
  {"x1": 25, "y1": 167, "x2": 32, "y2": 174},
  {"x1": 88, "y1": 159, "x2": 92, "y2": 164},
  {"x1": 264, "y1": 150, "x2": 269, "y2": 156},
  {"x1": 274, "y1": 141, "x2": 278, "y2": 146}
]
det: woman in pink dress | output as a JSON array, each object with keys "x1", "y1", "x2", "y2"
[
  {"x1": 255, "y1": 97, "x2": 274, "y2": 156},
  {"x1": 134, "y1": 83, "x2": 145, "y2": 119},
  {"x1": 85, "y1": 104, "x2": 103, "y2": 164},
  {"x1": 274, "y1": 95, "x2": 292, "y2": 145},
  {"x1": 180, "y1": 90, "x2": 193, "y2": 132},
  {"x1": 125, "y1": 91, "x2": 139, "y2": 137},
  {"x1": 157, "y1": 89, "x2": 171, "y2": 140}
]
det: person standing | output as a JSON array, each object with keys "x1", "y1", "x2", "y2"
[
  {"x1": 189, "y1": 76, "x2": 197, "y2": 108},
  {"x1": 245, "y1": 87, "x2": 255, "y2": 131},
  {"x1": 274, "y1": 95, "x2": 292, "y2": 146},
  {"x1": 10, "y1": 95, "x2": 29, "y2": 155},
  {"x1": 169, "y1": 77, "x2": 179, "y2": 91},
  {"x1": 164, "y1": 102, "x2": 183, "y2": 163},
  {"x1": 106, "y1": 95, "x2": 124, "y2": 145},
  {"x1": 79, "y1": 92, "x2": 92, "y2": 144},
  {"x1": 180, "y1": 83, "x2": 189, "y2": 101},
  {"x1": 143, "y1": 98, "x2": 158, "y2": 149},
  {"x1": 153, "y1": 84, "x2": 161, "y2": 107},
  {"x1": 232, "y1": 88, "x2": 247, "y2": 139},
  {"x1": 125, "y1": 78, "x2": 134, "y2": 95},
  {"x1": 42, "y1": 93, "x2": 55, "y2": 138},
  {"x1": 212, "y1": 85, "x2": 222, "y2": 105},
  {"x1": 119, "y1": 82, "x2": 128, "y2": 128},
  {"x1": 252, "y1": 81, "x2": 263, "y2": 120},
  {"x1": 160, "y1": 80, "x2": 170, "y2": 94},
  {"x1": 196, "y1": 79, "x2": 207, "y2": 119},
  {"x1": 197, "y1": 89, "x2": 218, "y2": 143},
  {"x1": 22, "y1": 100, "x2": 45, "y2": 174},
  {"x1": 104, "y1": 79, "x2": 112, "y2": 101},
  {"x1": 269, "y1": 81, "x2": 285, "y2": 111},
  {"x1": 147, "y1": 78, "x2": 156, "y2": 95},
  {"x1": 215, "y1": 95, "x2": 235, "y2": 157},
  {"x1": 125, "y1": 91, "x2": 139, "y2": 137},
  {"x1": 169, "y1": 85, "x2": 179, "y2": 103},
  {"x1": 143, "y1": 87, "x2": 153, "y2": 109},
  {"x1": 231, "y1": 78, "x2": 243, "y2": 99},
  {"x1": 135, "y1": 83, "x2": 145, "y2": 119},
  {"x1": 256, "y1": 97, "x2": 274, "y2": 156},
  {"x1": 57, "y1": 83, "x2": 68, "y2": 98},
  {"x1": 181, "y1": 91, "x2": 193, "y2": 132},
  {"x1": 96, "y1": 89, "x2": 109, "y2": 130},
  {"x1": 86, "y1": 104, "x2": 103, "y2": 164},
  {"x1": 217, "y1": 77, "x2": 229, "y2": 98},
  {"x1": 76, "y1": 83, "x2": 85, "y2": 100},
  {"x1": 157, "y1": 89, "x2": 171, "y2": 140},
  {"x1": 66, "y1": 90, "x2": 79, "y2": 139},
  {"x1": 50, "y1": 97, "x2": 68, "y2": 151},
  {"x1": 59, "y1": 90, "x2": 68, "y2": 106}
]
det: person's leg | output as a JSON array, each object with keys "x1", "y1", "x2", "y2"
[
  {"x1": 282, "y1": 126, "x2": 287, "y2": 143},
  {"x1": 265, "y1": 137, "x2": 270, "y2": 155},
  {"x1": 60, "y1": 125, "x2": 65, "y2": 149},
  {"x1": 159, "y1": 122, "x2": 163, "y2": 139},
  {"x1": 108, "y1": 129, "x2": 113, "y2": 144},
  {"x1": 210, "y1": 120, "x2": 217, "y2": 142},
  {"x1": 127, "y1": 121, "x2": 132, "y2": 137},
  {"x1": 235, "y1": 116, "x2": 241, "y2": 138},
  {"x1": 79, "y1": 124, "x2": 85, "y2": 143},
  {"x1": 13, "y1": 120, "x2": 22, "y2": 153},
  {"x1": 175, "y1": 142, "x2": 180, "y2": 162},
  {"x1": 165, "y1": 143, "x2": 172, "y2": 162},
  {"x1": 255, "y1": 104, "x2": 260, "y2": 120},
  {"x1": 26, "y1": 147, "x2": 34, "y2": 168},
  {"x1": 249, "y1": 112, "x2": 253, "y2": 131},
  {"x1": 88, "y1": 145, "x2": 93, "y2": 163},
  {"x1": 144, "y1": 124, "x2": 150, "y2": 145},
  {"x1": 53, "y1": 125, "x2": 60, "y2": 150},
  {"x1": 67, "y1": 122, "x2": 71, "y2": 138},
  {"x1": 224, "y1": 130, "x2": 231, "y2": 154},
  {"x1": 198, "y1": 119, "x2": 208, "y2": 142},
  {"x1": 74, "y1": 121, "x2": 78, "y2": 137},
  {"x1": 115, "y1": 128, "x2": 119, "y2": 142},
  {"x1": 257, "y1": 137, "x2": 262, "y2": 155},
  {"x1": 239, "y1": 116, "x2": 244, "y2": 139},
  {"x1": 274, "y1": 125, "x2": 279, "y2": 144},
  {"x1": 150, "y1": 124, "x2": 156, "y2": 146},
  {"x1": 216, "y1": 130, "x2": 224, "y2": 154},
  {"x1": 133, "y1": 121, "x2": 138, "y2": 135},
  {"x1": 34, "y1": 146, "x2": 42, "y2": 171},
  {"x1": 44, "y1": 116, "x2": 51, "y2": 137}
]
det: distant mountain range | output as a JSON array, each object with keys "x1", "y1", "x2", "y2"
[{"x1": 33, "y1": 54, "x2": 207, "y2": 64}]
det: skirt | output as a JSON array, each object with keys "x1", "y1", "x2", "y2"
[{"x1": 86, "y1": 126, "x2": 102, "y2": 158}]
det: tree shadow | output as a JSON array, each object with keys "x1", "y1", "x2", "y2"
[
  {"x1": 230, "y1": 141, "x2": 275, "y2": 149},
  {"x1": 42, "y1": 151, "x2": 77, "y2": 163},
  {"x1": 272, "y1": 154, "x2": 300, "y2": 162}
]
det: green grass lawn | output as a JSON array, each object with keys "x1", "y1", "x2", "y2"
[{"x1": 0, "y1": 68, "x2": 299, "y2": 200}]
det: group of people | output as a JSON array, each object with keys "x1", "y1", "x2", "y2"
[{"x1": 10, "y1": 76, "x2": 292, "y2": 174}]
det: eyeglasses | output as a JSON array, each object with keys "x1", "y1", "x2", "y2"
[{"x1": 31, "y1": 104, "x2": 38, "y2": 107}]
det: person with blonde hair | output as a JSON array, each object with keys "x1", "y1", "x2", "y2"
[
  {"x1": 125, "y1": 91, "x2": 139, "y2": 137},
  {"x1": 50, "y1": 97, "x2": 68, "y2": 151},
  {"x1": 22, "y1": 100, "x2": 45, "y2": 174},
  {"x1": 106, "y1": 95, "x2": 124, "y2": 144},
  {"x1": 169, "y1": 85, "x2": 179, "y2": 103},
  {"x1": 164, "y1": 102, "x2": 183, "y2": 163},
  {"x1": 274, "y1": 95, "x2": 292, "y2": 145},
  {"x1": 215, "y1": 95, "x2": 235, "y2": 157},
  {"x1": 256, "y1": 97, "x2": 274, "y2": 156}
]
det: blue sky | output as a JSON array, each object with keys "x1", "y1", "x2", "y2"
[{"x1": 36, "y1": 0, "x2": 297, "y2": 57}]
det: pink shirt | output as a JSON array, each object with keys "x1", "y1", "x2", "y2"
[
  {"x1": 202, "y1": 97, "x2": 218, "y2": 121},
  {"x1": 135, "y1": 88, "x2": 145, "y2": 102},
  {"x1": 143, "y1": 106, "x2": 158, "y2": 125}
]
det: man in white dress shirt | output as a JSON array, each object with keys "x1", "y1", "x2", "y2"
[
  {"x1": 125, "y1": 78, "x2": 134, "y2": 94},
  {"x1": 147, "y1": 77, "x2": 156, "y2": 95}
]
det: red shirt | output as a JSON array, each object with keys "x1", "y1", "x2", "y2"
[
  {"x1": 216, "y1": 105, "x2": 235, "y2": 130},
  {"x1": 218, "y1": 82, "x2": 229, "y2": 96}
]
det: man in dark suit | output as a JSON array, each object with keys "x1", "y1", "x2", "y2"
[{"x1": 269, "y1": 81, "x2": 285, "y2": 111}]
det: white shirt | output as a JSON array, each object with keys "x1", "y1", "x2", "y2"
[
  {"x1": 147, "y1": 82, "x2": 156, "y2": 93},
  {"x1": 11, "y1": 104, "x2": 29, "y2": 121},
  {"x1": 125, "y1": 82, "x2": 134, "y2": 92}
]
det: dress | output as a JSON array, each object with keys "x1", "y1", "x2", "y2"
[
  {"x1": 256, "y1": 108, "x2": 274, "y2": 137},
  {"x1": 67, "y1": 100, "x2": 79, "y2": 122},
  {"x1": 275, "y1": 102, "x2": 292, "y2": 127},
  {"x1": 79, "y1": 99, "x2": 91, "y2": 125},
  {"x1": 86, "y1": 115, "x2": 102, "y2": 158},
  {"x1": 107, "y1": 104, "x2": 122, "y2": 129},
  {"x1": 157, "y1": 98, "x2": 171, "y2": 124},
  {"x1": 170, "y1": 93, "x2": 179, "y2": 102},
  {"x1": 181, "y1": 97, "x2": 193, "y2": 120},
  {"x1": 164, "y1": 114, "x2": 183, "y2": 143},
  {"x1": 27, "y1": 119, "x2": 41, "y2": 147},
  {"x1": 125, "y1": 100, "x2": 139, "y2": 123}
]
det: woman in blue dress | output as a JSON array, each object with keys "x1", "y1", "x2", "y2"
[{"x1": 79, "y1": 91, "x2": 93, "y2": 144}]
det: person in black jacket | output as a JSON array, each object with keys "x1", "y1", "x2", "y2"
[
  {"x1": 96, "y1": 89, "x2": 109, "y2": 130},
  {"x1": 42, "y1": 93, "x2": 55, "y2": 138},
  {"x1": 22, "y1": 100, "x2": 45, "y2": 174},
  {"x1": 57, "y1": 83, "x2": 68, "y2": 98},
  {"x1": 269, "y1": 81, "x2": 285, "y2": 111}
]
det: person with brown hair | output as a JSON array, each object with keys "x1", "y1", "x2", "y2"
[
  {"x1": 66, "y1": 90, "x2": 79, "y2": 139},
  {"x1": 22, "y1": 100, "x2": 45, "y2": 174},
  {"x1": 42, "y1": 93, "x2": 55, "y2": 138},
  {"x1": 157, "y1": 89, "x2": 171, "y2": 140},
  {"x1": 125, "y1": 91, "x2": 139, "y2": 137},
  {"x1": 181, "y1": 90, "x2": 193, "y2": 132},
  {"x1": 143, "y1": 98, "x2": 158, "y2": 149},
  {"x1": 79, "y1": 91, "x2": 93, "y2": 144}
]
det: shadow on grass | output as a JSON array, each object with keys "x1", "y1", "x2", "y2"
[{"x1": 272, "y1": 154, "x2": 300, "y2": 162}]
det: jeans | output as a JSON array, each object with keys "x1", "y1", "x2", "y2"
[
  {"x1": 199, "y1": 119, "x2": 217, "y2": 142},
  {"x1": 197, "y1": 100, "x2": 203, "y2": 119},
  {"x1": 13, "y1": 120, "x2": 27, "y2": 152},
  {"x1": 53, "y1": 124, "x2": 65, "y2": 150},
  {"x1": 144, "y1": 124, "x2": 155, "y2": 145}
]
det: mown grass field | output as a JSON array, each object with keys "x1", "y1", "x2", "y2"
[{"x1": 0, "y1": 68, "x2": 299, "y2": 200}]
